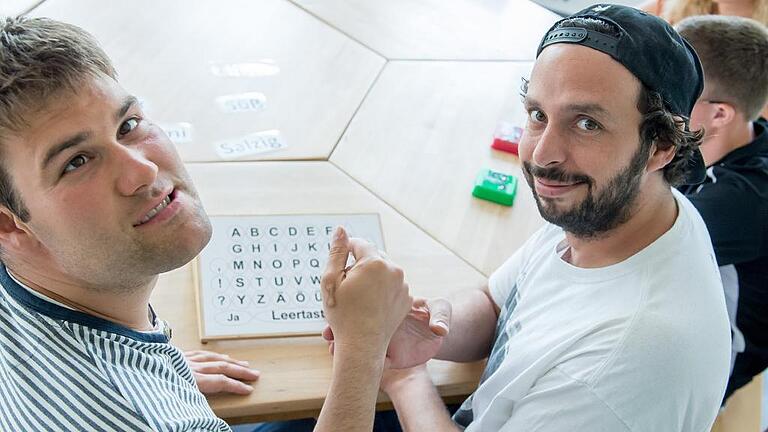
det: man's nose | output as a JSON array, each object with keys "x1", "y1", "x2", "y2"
[
  {"x1": 113, "y1": 145, "x2": 159, "y2": 196},
  {"x1": 531, "y1": 123, "x2": 567, "y2": 168}
]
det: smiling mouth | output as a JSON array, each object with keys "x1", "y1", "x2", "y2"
[
  {"x1": 533, "y1": 178, "x2": 588, "y2": 199},
  {"x1": 536, "y1": 178, "x2": 582, "y2": 188},
  {"x1": 135, "y1": 191, "x2": 175, "y2": 226}
]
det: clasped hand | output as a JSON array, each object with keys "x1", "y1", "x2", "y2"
[
  {"x1": 321, "y1": 227, "x2": 452, "y2": 368},
  {"x1": 320, "y1": 227, "x2": 412, "y2": 355}
]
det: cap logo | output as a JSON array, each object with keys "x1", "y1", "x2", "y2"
[{"x1": 592, "y1": 5, "x2": 611, "y2": 12}]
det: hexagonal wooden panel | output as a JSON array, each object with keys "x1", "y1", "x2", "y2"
[{"x1": 32, "y1": 0, "x2": 385, "y2": 162}]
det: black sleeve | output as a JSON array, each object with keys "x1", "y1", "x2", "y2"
[{"x1": 686, "y1": 179, "x2": 766, "y2": 266}]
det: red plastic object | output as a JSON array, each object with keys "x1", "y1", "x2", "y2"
[{"x1": 491, "y1": 122, "x2": 523, "y2": 155}]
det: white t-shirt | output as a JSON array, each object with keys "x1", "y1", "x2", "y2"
[{"x1": 454, "y1": 189, "x2": 731, "y2": 432}]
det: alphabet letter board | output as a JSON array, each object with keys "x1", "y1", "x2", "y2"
[{"x1": 195, "y1": 213, "x2": 384, "y2": 341}]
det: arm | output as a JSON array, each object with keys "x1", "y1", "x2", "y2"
[
  {"x1": 314, "y1": 228, "x2": 412, "y2": 432},
  {"x1": 381, "y1": 366, "x2": 461, "y2": 432},
  {"x1": 434, "y1": 284, "x2": 499, "y2": 362},
  {"x1": 368, "y1": 242, "x2": 528, "y2": 367},
  {"x1": 315, "y1": 344, "x2": 387, "y2": 431}
]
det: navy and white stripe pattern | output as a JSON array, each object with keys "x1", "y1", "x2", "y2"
[{"x1": 0, "y1": 264, "x2": 231, "y2": 431}]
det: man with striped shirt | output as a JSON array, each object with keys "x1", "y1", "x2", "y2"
[{"x1": 0, "y1": 16, "x2": 412, "y2": 432}]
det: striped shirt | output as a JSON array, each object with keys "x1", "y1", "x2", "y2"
[{"x1": 0, "y1": 263, "x2": 231, "y2": 432}]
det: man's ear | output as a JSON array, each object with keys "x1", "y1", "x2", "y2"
[
  {"x1": 710, "y1": 102, "x2": 737, "y2": 129},
  {"x1": 0, "y1": 206, "x2": 37, "y2": 253},
  {"x1": 645, "y1": 140, "x2": 677, "y2": 175}
]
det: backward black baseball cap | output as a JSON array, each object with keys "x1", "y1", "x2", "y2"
[{"x1": 536, "y1": 3, "x2": 706, "y2": 185}]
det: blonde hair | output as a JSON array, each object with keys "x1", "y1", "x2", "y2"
[{"x1": 661, "y1": 0, "x2": 768, "y2": 26}]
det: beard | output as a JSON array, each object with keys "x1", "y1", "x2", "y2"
[{"x1": 522, "y1": 143, "x2": 650, "y2": 239}]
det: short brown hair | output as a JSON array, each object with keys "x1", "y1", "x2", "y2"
[
  {"x1": 676, "y1": 15, "x2": 768, "y2": 121},
  {"x1": 0, "y1": 16, "x2": 116, "y2": 222}
]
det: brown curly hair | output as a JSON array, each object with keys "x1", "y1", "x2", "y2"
[{"x1": 637, "y1": 86, "x2": 704, "y2": 186}]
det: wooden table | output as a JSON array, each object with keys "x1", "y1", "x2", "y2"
[{"x1": 151, "y1": 161, "x2": 487, "y2": 422}]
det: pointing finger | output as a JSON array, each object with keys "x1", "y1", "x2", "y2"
[{"x1": 321, "y1": 227, "x2": 350, "y2": 307}]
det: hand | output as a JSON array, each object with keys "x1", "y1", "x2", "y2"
[
  {"x1": 184, "y1": 350, "x2": 260, "y2": 395},
  {"x1": 321, "y1": 227, "x2": 412, "y2": 355},
  {"x1": 322, "y1": 297, "x2": 452, "y2": 368},
  {"x1": 386, "y1": 297, "x2": 451, "y2": 368},
  {"x1": 379, "y1": 363, "x2": 431, "y2": 395}
]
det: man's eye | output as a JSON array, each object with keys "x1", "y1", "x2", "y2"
[
  {"x1": 577, "y1": 118, "x2": 600, "y2": 131},
  {"x1": 529, "y1": 110, "x2": 546, "y2": 123},
  {"x1": 119, "y1": 118, "x2": 140, "y2": 137},
  {"x1": 63, "y1": 154, "x2": 91, "y2": 174}
]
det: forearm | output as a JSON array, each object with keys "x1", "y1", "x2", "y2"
[
  {"x1": 435, "y1": 287, "x2": 498, "y2": 362},
  {"x1": 386, "y1": 369, "x2": 461, "y2": 432},
  {"x1": 315, "y1": 345, "x2": 385, "y2": 432}
]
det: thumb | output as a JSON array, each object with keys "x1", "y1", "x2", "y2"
[
  {"x1": 427, "y1": 298, "x2": 452, "y2": 337},
  {"x1": 321, "y1": 226, "x2": 349, "y2": 307}
]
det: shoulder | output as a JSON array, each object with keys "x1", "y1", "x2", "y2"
[
  {"x1": 683, "y1": 169, "x2": 768, "y2": 251},
  {"x1": 686, "y1": 174, "x2": 767, "y2": 225},
  {"x1": 671, "y1": 189, "x2": 719, "y2": 248},
  {"x1": 488, "y1": 223, "x2": 561, "y2": 303}
]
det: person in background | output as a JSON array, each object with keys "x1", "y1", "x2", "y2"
[
  {"x1": 639, "y1": 0, "x2": 767, "y2": 118},
  {"x1": 641, "y1": 0, "x2": 767, "y2": 25},
  {"x1": 675, "y1": 15, "x2": 768, "y2": 403}
]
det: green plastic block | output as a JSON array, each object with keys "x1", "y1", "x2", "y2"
[{"x1": 472, "y1": 169, "x2": 518, "y2": 206}]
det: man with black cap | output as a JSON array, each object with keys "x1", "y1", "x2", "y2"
[{"x1": 321, "y1": 4, "x2": 732, "y2": 431}]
